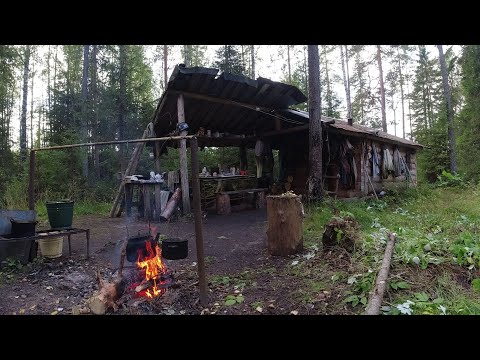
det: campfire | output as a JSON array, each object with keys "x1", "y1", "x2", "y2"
[{"x1": 134, "y1": 240, "x2": 169, "y2": 298}]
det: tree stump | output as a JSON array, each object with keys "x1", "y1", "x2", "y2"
[
  {"x1": 216, "y1": 193, "x2": 231, "y2": 215},
  {"x1": 255, "y1": 191, "x2": 266, "y2": 209},
  {"x1": 266, "y1": 194, "x2": 303, "y2": 256}
]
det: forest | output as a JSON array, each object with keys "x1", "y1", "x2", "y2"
[
  {"x1": 0, "y1": 45, "x2": 478, "y2": 208},
  {"x1": 1, "y1": 45, "x2": 480, "y2": 316}
]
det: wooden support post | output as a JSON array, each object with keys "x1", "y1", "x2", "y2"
[
  {"x1": 240, "y1": 145, "x2": 247, "y2": 171},
  {"x1": 190, "y1": 138, "x2": 208, "y2": 307},
  {"x1": 177, "y1": 94, "x2": 191, "y2": 214},
  {"x1": 275, "y1": 118, "x2": 282, "y2": 131},
  {"x1": 154, "y1": 140, "x2": 162, "y2": 220},
  {"x1": 29, "y1": 150, "x2": 36, "y2": 210},
  {"x1": 143, "y1": 185, "x2": 152, "y2": 220}
]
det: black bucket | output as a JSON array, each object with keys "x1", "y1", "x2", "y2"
[{"x1": 10, "y1": 219, "x2": 37, "y2": 238}]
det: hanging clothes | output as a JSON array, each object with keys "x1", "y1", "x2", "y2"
[
  {"x1": 393, "y1": 147, "x2": 406, "y2": 177},
  {"x1": 382, "y1": 147, "x2": 394, "y2": 179},
  {"x1": 371, "y1": 143, "x2": 381, "y2": 178}
]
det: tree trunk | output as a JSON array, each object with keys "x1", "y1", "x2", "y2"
[
  {"x1": 307, "y1": 45, "x2": 322, "y2": 200},
  {"x1": 377, "y1": 45, "x2": 387, "y2": 133},
  {"x1": 91, "y1": 45, "x2": 100, "y2": 178},
  {"x1": 266, "y1": 195, "x2": 304, "y2": 256},
  {"x1": 184, "y1": 45, "x2": 191, "y2": 67},
  {"x1": 323, "y1": 46, "x2": 333, "y2": 115},
  {"x1": 397, "y1": 48, "x2": 406, "y2": 139},
  {"x1": 437, "y1": 44, "x2": 458, "y2": 173},
  {"x1": 81, "y1": 45, "x2": 89, "y2": 178},
  {"x1": 250, "y1": 45, "x2": 255, "y2": 78},
  {"x1": 30, "y1": 58, "x2": 34, "y2": 149},
  {"x1": 340, "y1": 45, "x2": 352, "y2": 120},
  {"x1": 118, "y1": 45, "x2": 127, "y2": 172},
  {"x1": 163, "y1": 45, "x2": 168, "y2": 90},
  {"x1": 287, "y1": 45, "x2": 292, "y2": 83},
  {"x1": 177, "y1": 94, "x2": 190, "y2": 214},
  {"x1": 344, "y1": 45, "x2": 352, "y2": 120},
  {"x1": 365, "y1": 233, "x2": 396, "y2": 315},
  {"x1": 20, "y1": 45, "x2": 30, "y2": 162}
]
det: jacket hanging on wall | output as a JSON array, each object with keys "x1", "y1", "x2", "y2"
[
  {"x1": 338, "y1": 138, "x2": 357, "y2": 188},
  {"x1": 382, "y1": 147, "x2": 394, "y2": 179},
  {"x1": 393, "y1": 147, "x2": 406, "y2": 177},
  {"x1": 371, "y1": 143, "x2": 381, "y2": 178}
]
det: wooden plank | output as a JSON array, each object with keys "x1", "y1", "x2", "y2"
[{"x1": 177, "y1": 94, "x2": 191, "y2": 214}]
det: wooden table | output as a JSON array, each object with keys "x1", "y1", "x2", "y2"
[
  {"x1": 199, "y1": 175, "x2": 256, "y2": 210},
  {"x1": 124, "y1": 180, "x2": 166, "y2": 220}
]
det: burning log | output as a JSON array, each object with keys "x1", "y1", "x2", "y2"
[
  {"x1": 87, "y1": 269, "x2": 126, "y2": 315},
  {"x1": 160, "y1": 187, "x2": 181, "y2": 221}
]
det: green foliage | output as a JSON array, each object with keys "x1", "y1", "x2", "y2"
[
  {"x1": 224, "y1": 294, "x2": 245, "y2": 306},
  {"x1": 457, "y1": 45, "x2": 480, "y2": 182},
  {"x1": 436, "y1": 170, "x2": 465, "y2": 187},
  {"x1": 344, "y1": 271, "x2": 375, "y2": 308}
]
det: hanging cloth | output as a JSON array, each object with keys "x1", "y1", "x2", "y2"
[
  {"x1": 371, "y1": 143, "x2": 381, "y2": 178},
  {"x1": 393, "y1": 147, "x2": 405, "y2": 177},
  {"x1": 382, "y1": 148, "x2": 394, "y2": 179}
]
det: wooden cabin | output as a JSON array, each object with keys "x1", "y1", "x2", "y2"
[{"x1": 151, "y1": 65, "x2": 422, "y2": 211}]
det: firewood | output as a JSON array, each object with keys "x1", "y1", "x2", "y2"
[
  {"x1": 87, "y1": 272, "x2": 126, "y2": 315},
  {"x1": 365, "y1": 233, "x2": 396, "y2": 315},
  {"x1": 160, "y1": 187, "x2": 181, "y2": 221},
  {"x1": 287, "y1": 175, "x2": 293, "y2": 183},
  {"x1": 135, "y1": 279, "x2": 153, "y2": 293},
  {"x1": 284, "y1": 182, "x2": 291, "y2": 191}
]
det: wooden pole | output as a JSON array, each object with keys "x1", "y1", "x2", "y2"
[
  {"x1": 365, "y1": 232, "x2": 396, "y2": 315},
  {"x1": 32, "y1": 135, "x2": 194, "y2": 152},
  {"x1": 29, "y1": 150, "x2": 36, "y2": 210},
  {"x1": 239, "y1": 145, "x2": 247, "y2": 171},
  {"x1": 177, "y1": 94, "x2": 191, "y2": 214},
  {"x1": 190, "y1": 138, "x2": 208, "y2": 307}
]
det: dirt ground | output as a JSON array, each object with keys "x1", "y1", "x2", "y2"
[{"x1": 2, "y1": 208, "x2": 346, "y2": 315}]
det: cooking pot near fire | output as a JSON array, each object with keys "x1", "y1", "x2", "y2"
[
  {"x1": 156, "y1": 234, "x2": 188, "y2": 260},
  {"x1": 126, "y1": 233, "x2": 188, "y2": 262}
]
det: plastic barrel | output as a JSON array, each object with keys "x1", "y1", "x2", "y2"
[
  {"x1": 46, "y1": 200, "x2": 74, "y2": 230},
  {"x1": 38, "y1": 236, "x2": 63, "y2": 258}
]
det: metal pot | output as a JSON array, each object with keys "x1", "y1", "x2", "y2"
[
  {"x1": 126, "y1": 234, "x2": 155, "y2": 262},
  {"x1": 160, "y1": 237, "x2": 188, "y2": 260},
  {"x1": 10, "y1": 219, "x2": 38, "y2": 238}
]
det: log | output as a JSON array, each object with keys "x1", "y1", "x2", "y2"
[
  {"x1": 160, "y1": 187, "x2": 181, "y2": 221},
  {"x1": 287, "y1": 175, "x2": 293, "y2": 183},
  {"x1": 266, "y1": 194, "x2": 303, "y2": 256},
  {"x1": 87, "y1": 269, "x2": 126, "y2": 315},
  {"x1": 216, "y1": 193, "x2": 231, "y2": 215},
  {"x1": 365, "y1": 232, "x2": 396, "y2": 315}
]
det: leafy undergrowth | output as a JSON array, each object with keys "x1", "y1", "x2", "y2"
[{"x1": 299, "y1": 184, "x2": 480, "y2": 315}]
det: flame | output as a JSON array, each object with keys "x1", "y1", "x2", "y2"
[{"x1": 136, "y1": 240, "x2": 167, "y2": 298}]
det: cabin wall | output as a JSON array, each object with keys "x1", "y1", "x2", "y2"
[
  {"x1": 365, "y1": 140, "x2": 418, "y2": 194},
  {"x1": 277, "y1": 131, "x2": 419, "y2": 198}
]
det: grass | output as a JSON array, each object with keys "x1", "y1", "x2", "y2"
[{"x1": 298, "y1": 183, "x2": 480, "y2": 314}]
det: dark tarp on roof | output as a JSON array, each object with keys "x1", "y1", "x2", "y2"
[{"x1": 152, "y1": 65, "x2": 308, "y2": 138}]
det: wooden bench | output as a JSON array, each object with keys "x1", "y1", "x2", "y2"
[{"x1": 216, "y1": 188, "x2": 268, "y2": 215}]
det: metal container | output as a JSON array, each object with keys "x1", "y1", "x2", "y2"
[{"x1": 160, "y1": 237, "x2": 188, "y2": 260}]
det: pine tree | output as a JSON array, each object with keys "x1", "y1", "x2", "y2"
[{"x1": 213, "y1": 45, "x2": 247, "y2": 76}]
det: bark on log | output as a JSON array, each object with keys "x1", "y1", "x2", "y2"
[
  {"x1": 160, "y1": 188, "x2": 181, "y2": 221},
  {"x1": 216, "y1": 193, "x2": 231, "y2": 215},
  {"x1": 365, "y1": 232, "x2": 396, "y2": 315},
  {"x1": 266, "y1": 195, "x2": 303, "y2": 256},
  {"x1": 88, "y1": 270, "x2": 127, "y2": 315}
]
